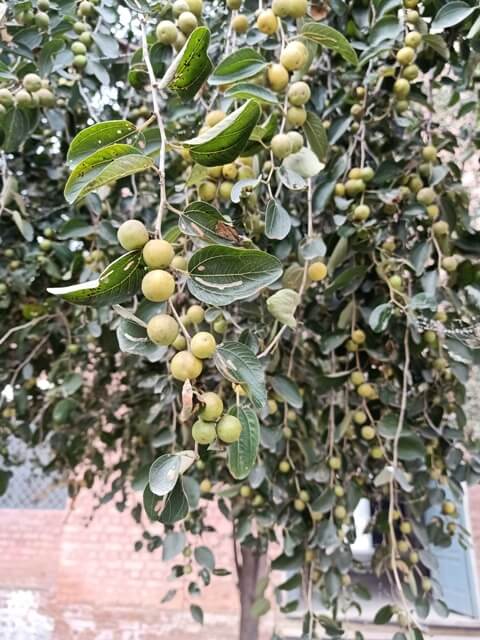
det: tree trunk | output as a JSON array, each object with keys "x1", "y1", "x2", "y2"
[{"x1": 235, "y1": 541, "x2": 267, "y2": 640}]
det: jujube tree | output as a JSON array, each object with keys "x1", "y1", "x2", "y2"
[{"x1": 1, "y1": 0, "x2": 480, "y2": 639}]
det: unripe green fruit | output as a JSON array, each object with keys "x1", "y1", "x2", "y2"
[
  {"x1": 71, "y1": 41, "x2": 87, "y2": 55},
  {"x1": 402, "y1": 64, "x2": 419, "y2": 81},
  {"x1": 433, "y1": 220, "x2": 449, "y2": 236},
  {"x1": 38, "y1": 0, "x2": 50, "y2": 9},
  {"x1": 172, "y1": 0, "x2": 189, "y2": 15},
  {"x1": 212, "y1": 316, "x2": 227, "y2": 333},
  {"x1": 357, "y1": 383, "x2": 376, "y2": 399},
  {"x1": 416, "y1": 187, "x2": 436, "y2": 205},
  {"x1": 222, "y1": 163, "x2": 237, "y2": 180},
  {"x1": 394, "y1": 78, "x2": 410, "y2": 99},
  {"x1": 199, "y1": 181, "x2": 217, "y2": 201},
  {"x1": 36, "y1": 88, "x2": 55, "y2": 108},
  {"x1": 353, "y1": 410, "x2": 367, "y2": 425},
  {"x1": 352, "y1": 329, "x2": 366, "y2": 345},
  {"x1": 299, "y1": 490, "x2": 310, "y2": 503},
  {"x1": 117, "y1": 219, "x2": 149, "y2": 250},
  {"x1": 272, "y1": 0, "x2": 291, "y2": 16},
  {"x1": 350, "y1": 371, "x2": 365, "y2": 386},
  {"x1": 185, "y1": 305, "x2": 203, "y2": 325},
  {"x1": 328, "y1": 456, "x2": 341, "y2": 470},
  {"x1": 170, "y1": 255, "x2": 187, "y2": 271},
  {"x1": 361, "y1": 167, "x2": 375, "y2": 182},
  {"x1": 199, "y1": 478, "x2": 212, "y2": 492},
  {"x1": 352, "y1": 204, "x2": 370, "y2": 222},
  {"x1": 15, "y1": 90, "x2": 34, "y2": 108},
  {"x1": 405, "y1": 9, "x2": 419, "y2": 22},
  {"x1": 335, "y1": 183, "x2": 345, "y2": 197},
  {"x1": 78, "y1": 0, "x2": 94, "y2": 16},
  {"x1": 349, "y1": 168, "x2": 363, "y2": 179},
  {"x1": 217, "y1": 414, "x2": 242, "y2": 443},
  {"x1": 294, "y1": 498, "x2": 306, "y2": 512},
  {"x1": 146, "y1": 314, "x2": 179, "y2": 345},
  {"x1": 142, "y1": 239, "x2": 174, "y2": 268},
  {"x1": 361, "y1": 425, "x2": 376, "y2": 441},
  {"x1": 398, "y1": 540, "x2": 409, "y2": 554},
  {"x1": 192, "y1": 419, "x2": 216, "y2": 444},
  {"x1": 186, "y1": 0, "x2": 203, "y2": 16},
  {"x1": 288, "y1": 81, "x2": 311, "y2": 106},
  {"x1": 172, "y1": 334, "x2": 187, "y2": 350},
  {"x1": 239, "y1": 485, "x2": 251, "y2": 497},
  {"x1": 350, "y1": 104, "x2": 363, "y2": 120},
  {"x1": 334, "y1": 505, "x2": 347, "y2": 520},
  {"x1": 252, "y1": 494, "x2": 264, "y2": 507},
  {"x1": 141, "y1": 270, "x2": 175, "y2": 302},
  {"x1": 200, "y1": 392, "x2": 224, "y2": 421},
  {"x1": 191, "y1": 331, "x2": 216, "y2": 359},
  {"x1": 271, "y1": 133, "x2": 292, "y2": 159},
  {"x1": 79, "y1": 31, "x2": 93, "y2": 46},
  {"x1": 409, "y1": 175, "x2": 423, "y2": 193},
  {"x1": 73, "y1": 54, "x2": 87, "y2": 69},
  {"x1": 442, "y1": 256, "x2": 457, "y2": 272},
  {"x1": 279, "y1": 459, "x2": 290, "y2": 473},
  {"x1": 231, "y1": 14, "x2": 248, "y2": 33},
  {"x1": 404, "y1": 0, "x2": 418, "y2": 7},
  {"x1": 409, "y1": 551, "x2": 419, "y2": 564},
  {"x1": 256, "y1": 9, "x2": 278, "y2": 35},
  {"x1": 218, "y1": 181, "x2": 233, "y2": 200},
  {"x1": 156, "y1": 20, "x2": 178, "y2": 44},
  {"x1": 395, "y1": 100, "x2": 409, "y2": 114},
  {"x1": 400, "y1": 520, "x2": 412, "y2": 535},
  {"x1": 267, "y1": 63, "x2": 289, "y2": 92},
  {"x1": 39, "y1": 239, "x2": 52, "y2": 251},
  {"x1": 177, "y1": 10, "x2": 198, "y2": 34},
  {"x1": 286, "y1": 106, "x2": 306, "y2": 127},
  {"x1": 389, "y1": 274, "x2": 403, "y2": 291},
  {"x1": 73, "y1": 20, "x2": 88, "y2": 33},
  {"x1": 289, "y1": 0, "x2": 308, "y2": 18},
  {"x1": 22, "y1": 73, "x2": 42, "y2": 92},
  {"x1": 424, "y1": 330, "x2": 437, "y2": 345},
  {"x1": 280, "y1": 42, "x2": 307, "y2": 72},
  {"x1": 422, "y1": 578, "x2": 432, "y2": 592},
  {"x1": 174, "y1": 30, "x2": 187, "y2": 50},
  {"x1": 308, "y1": 262, "x2": 327, "y2": 282},
  {"x1": 396, "y1": 46, "x2": 415, "y2": 66},
  {"x1": 35, "y1": 11, "x2": 50, "y2": 28},
  {"x1": 0, "y1": 89, "x2": 14, "y2": 107},
  {"x1": 287, "y1": 131, "x2": 303, "y2": 153},
  {"x1": 227, "y1": 0, "x2": 241, "y2": 8},
  {"x1": 404, "y1": 31, "x2": 422, "y2": 48},
  {"x1": 345, "y1": 179, "x2": 366, "y2": 197},
  {"x1": 171, "y1": 350, "x2": 203, "y2": 380},
  {"x1": 370, "y1": 446, "x2": 383, "y2": 459},
  {"x1": 422, "y1": 145, "x2": 437, "y2": 162}
]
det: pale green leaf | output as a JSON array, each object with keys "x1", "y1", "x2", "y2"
[
  {"x1": 301, "y1": 23, "x2": 358, "y2": 66},
  {"x1": 179, "y1": 201, "x2": 239, "y2": 245},
  {"x1": 210, "y1": 48, "x2": 267, "y2": 85},
  {"x1": 266, "y1": 289, "x2": 300, "y2": 328}
]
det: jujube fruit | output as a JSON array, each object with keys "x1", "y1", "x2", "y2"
[{"x1": 171, "y1": 350, "x2": 203, "y2": 380}]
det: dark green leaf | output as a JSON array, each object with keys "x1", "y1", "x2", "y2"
[
  {"x1": 162, "y1": 531, "x2": 186, "y2": 561},
  {"x1": 67, "y1": 120, "x2": 136, "y2": 167},
  {"x1": 190, "y1": 604, "x2": 204, "y2": 624},
  {"x1": 270, "y1": 375, "x2": 303, "y2": 408},
  {"x1": 47, "y1": 251, "x2": 145, "y2": 307},
  {"x1": 215, "y1": 342, "x2": 267, "y2": 409},
  {"x1": 369, "y1": 303, "x2": 393, "y2": 333},
  {"x1": 373, "y1": 605, "x2": 394, "y2": 624},
  {"x1": 163, "y1": 27, "x2": 213, "y2": 100},
  {"x1": 303, "y1": 111, "x2": 329, "y2": 162},
  {"x1": 179, "y1": 201, "x2": 239, "y2": 245},
  {"x1": 159, "y1": 478, "x2": 189, "y2": 524},
  {"x1": 210, "y1": 48, "x2": 267, "y2": 85},
  {"x1": 227, "y1": 406, "x2": 260, "y2": 479},
  {"x1": 398, "y1": 434, "x2": 426, "y2": 461},
  {"x1": 194, "y1": 546, "x2": 215, "y2": 571},
  {"x1": 431, "y1": 2, "x2": 476, "y2": 31},
  {"x1": 187, "y1": 245, "x2": 282, "y2": 306},
  {"x1": 301, "y1": 23, "x2": 358, "y2": 65},
  {"x1": 224, "y1": 83, "x2": 279, "y2": 104}
]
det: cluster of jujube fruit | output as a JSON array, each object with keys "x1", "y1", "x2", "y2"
[{"x1": 116, "y1": 219, "x2": 243, "y2": 446}]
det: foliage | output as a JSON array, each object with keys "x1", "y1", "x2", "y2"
[{"x1": 1, "y1": 0, "x2": 480, "y2": 637}]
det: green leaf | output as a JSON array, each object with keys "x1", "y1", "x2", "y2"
[
  {"x1": 423, "y1": 34, "x2": 450, "y2": 59},
  {"x1": 301, "y1": 23, "x2": 358, "y2": 66},
  {"x1": 190, "y1": 604, "x2": 204, "y2": 625},
  {"x1": 187, "y1": 245, "x2": 282, "y2": 306},
  {"x1": 143, "y1": 485, "x2": 160, "y2": 522},
  {"x1": 283, "y1": 147, "x2": 325, "y2": 178},
  {"x1": 67, "y1": 120, "x2": 137, "y2": 167},
  {"x1": 398, "y1": 434, "x2": 426, "y2": 461},
  {"x1": 11, "y1": 211, "x2": 34, "y2": 241},
  {"x1": 47, "y1": 251, "x2": 145, "y2": 307},
  {"x1": 0, "y1": 107, "x2": 39, "y2": 153},
  {"x1": 194, "y1": 546, "x2": 215, "y2": 571},
  {"x1": 64, "y1": 145, "x2": 154, "y2": 204},
  {"x1": 265, "y1": 199, "x2": 291, "y2": 240},
  {"x1": 431, "y1": 2, "x2": 476, "y2": 31},
  {"x1": 311, "y1": 488, "x2": 336, "y2": 513},
  {"x1": 266, "y1": 289, "x2": 299, "y2": 328},
  {"x1": 159, "y1": 478, "x2": 189, "y2": 524},
  {"x1": 179, "y1": 201, "x2": 239, "y2": 245},
  {"x1": 224, "y1": 83, "x2": 279, "y2": 104},
  {"x1": 162, "y1": 27, "x2": 213, "y2": 100},
  {"x1": 250, "y1": 597, "x2": 271, "y2": 618},
  {"x1": 303, "y1": 111, "x2": 329, "y2": 162},
  {"x1": 374, "y1": 605, "x2": 394, "y2": 624},
  {"x1": 149, "y1": 453, "x2": 181, "y2": 497},
  {"x1": 182, "y1": 100, "x2": 261, "y2": 167},
  {"x1": 210, "y1": 48, "x2": 267, "y2": 85},
  {"x1": 162, "y1": 531, "x2": 186, "y2": 561},
  {"x1": 227, "y1": 406, "x2": 260, "y2": 479},
  {"x1": 271, "y1": 375, "x2": 303, "y2": 408},
  {"x1": 215, "y1": 341, "x2": 267, "y2": 409},
  {"x1": 369, "y1": 303, "x2": 393, "y2": 333},
  {"x1": 369, "y1": 16, "x2": 402, "y2": 46},
  {"x1": 0, "y1": 469, "x2": 12, "y2": 497},
  {"x1": 241, "y1": 113, "x2": 278, "y2": 157}
]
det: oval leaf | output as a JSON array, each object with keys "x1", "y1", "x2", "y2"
[
  {"x1": 67, "y1": 120, "x2": 136, "y2": 167},
  {"x1": 282, "y1": 147, "x2": 325, "y2": 178},
  {"x1": 431, "y1": 2, "x2": 476, "y2": 31},
  {"x1": 215, "y1": 341, "x2": 267, "y2": 409},
  {"x1": 266, "y1": 289, "x2": 299, "y2": 328},
  {"x1": 301, "y1": 23, "x2": 358, "y2": 66},
  {"x1": 159, "y1": 477, "x2": 189, "y2": 523},
  {"x1": 179, "y1": 201, "x2": 239, "y2": 245},
  {"x1": 187, "y1": 245, "x2": 282, "y2": 306},
  {"x1": 265, "y1": 199, "x2": 291, "y2": 240},
  {"x1": 182, "y1": 100, "x2": 261, "y2": 167},
  {"x1": 224, "y1": 83, "x2": 279, "y2": 104},
  {"x1": 210, "y1": 48, "x2": 267, "y2": 85},
  {"x1": 303, "y1": 111, "x2": 329, "y2": 162},
  {"x1": 227, "y1": 406, "x2": 260, "y2": 479},
  {"x1": 369, "y1": 302, "x2": 393, "y2": 333},
  {"x1": 149, "y1": 453, "x2": 181, "y2": 496},
  {"x1": 47, "y1": 251, "x2": 145, "y2": 306}
]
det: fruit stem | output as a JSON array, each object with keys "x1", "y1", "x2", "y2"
[{"x1": 141, "y1": 19, "x2": 168, "y2": 239}]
